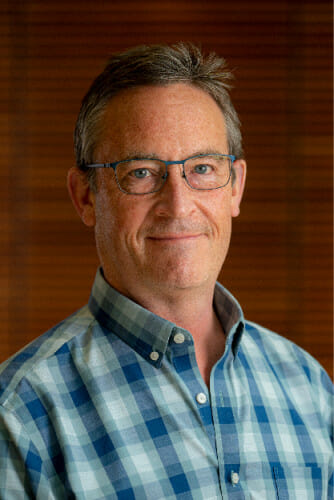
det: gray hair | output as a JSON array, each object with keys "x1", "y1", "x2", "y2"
[{"x1": 74, "y1": 42, "x2": 243, "y2": 188}]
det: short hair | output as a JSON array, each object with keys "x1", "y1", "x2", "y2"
[{"x1": 74, "y1": 42, "x2": 243, "y2": 189}]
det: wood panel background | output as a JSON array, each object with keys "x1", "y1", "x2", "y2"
[{"x1": 1, "y1": 0, "x2": 332, "y2": 377}]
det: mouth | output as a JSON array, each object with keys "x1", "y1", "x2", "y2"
[{"x1": 147, "y1": 234, "x2": 203, "y2": 242}]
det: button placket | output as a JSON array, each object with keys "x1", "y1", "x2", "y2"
[{"x1": 170, "y1": 329, "x2": 210, "y2": 411}]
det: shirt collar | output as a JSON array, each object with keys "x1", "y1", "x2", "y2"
[
  {"x1": 213, "y1": 281, "x2": 245, "y2": 356},
  {"x1": 89, "y1": 268, "x2": 245, "y2": 367}
]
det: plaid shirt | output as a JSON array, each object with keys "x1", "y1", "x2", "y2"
[{"x1": 0, "y1": 269, "x2": 333, "y2": 499}]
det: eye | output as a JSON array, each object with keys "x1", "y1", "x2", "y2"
[
  {"x1": 131, "y1": 168, "x2": 151, "y2": 179},
  {"x1": 193, "y1": 163, "x2": 213, "y2": 175}
]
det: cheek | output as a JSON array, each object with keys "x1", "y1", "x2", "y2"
[
  {"x1": 95, "y1": 190, "x2": 147, "y2": 249},
  {"x1": 94, "y1": 189, "x2": 119, "y2": 250},
  {"x1": 204, "y1": 191, "x2": 233, "y2": 235}
]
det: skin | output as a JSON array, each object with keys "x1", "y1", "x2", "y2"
[{"x1": 68, "y1": 83, "x2": 246, "y2": 386}]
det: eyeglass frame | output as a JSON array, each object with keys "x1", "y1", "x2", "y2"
[{"x1": 83, "y1": 153, "x2": 236, "y2": 195}]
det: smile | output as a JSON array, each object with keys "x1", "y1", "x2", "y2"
[{"x1": 147, "y1": 234, "x2": 203, "y2": 242}]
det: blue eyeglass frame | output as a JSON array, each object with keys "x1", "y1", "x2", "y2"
[{"x1": 83, "y1": 153, "x2": 236, "y2": 194}]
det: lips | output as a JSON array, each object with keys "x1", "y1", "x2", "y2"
[
  {"x1": 149, "y1": 234, "x2": 199, "y2": 238},
  {"x1": 145, "y1": 222, "x2": 209, "y2": 242},
  {"x1": 147, "y1": 233, "x2": 203, "y2": 242}
]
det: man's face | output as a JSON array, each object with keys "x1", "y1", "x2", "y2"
[{"x1": 80, "y1": 83, "x2": 245, "y2": 300}]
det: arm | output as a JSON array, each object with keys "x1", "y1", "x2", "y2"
[{"x1": 0, "y1": 405, "x2": 61, "y2": 500}]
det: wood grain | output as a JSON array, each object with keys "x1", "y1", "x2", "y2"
[{"x1": 1, "y1": 0, "x2": 332, "y2": 378}]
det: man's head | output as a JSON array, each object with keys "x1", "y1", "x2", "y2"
[
  {"x1": 68, "y1": 43, "x2": 246, "y2": 303},
  {"x1": 74, "y1": 42, "x2": 244, "y2": 190}
]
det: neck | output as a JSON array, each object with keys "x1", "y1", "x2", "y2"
[{"x1": 117, "y1": 280, "x2": 226, "y2": 387}]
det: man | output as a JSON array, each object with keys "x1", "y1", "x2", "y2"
[{"x1": 0, "y1": 43, "x2": 332, "y2": 499}]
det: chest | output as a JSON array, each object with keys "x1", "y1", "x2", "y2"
[{"x1": 41, "y1": 345, "x2": 331, "y2": 499}]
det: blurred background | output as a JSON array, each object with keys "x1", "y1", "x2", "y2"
[{"x1": 1, "y1": 0, "x2": 332, "y2": 377}]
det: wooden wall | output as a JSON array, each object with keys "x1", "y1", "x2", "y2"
[{"x1": 1, "y1": 0, "x2": 332, "y2": 377}]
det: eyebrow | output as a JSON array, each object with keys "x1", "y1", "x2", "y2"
[{"x1": 119, "y1": 149, "x2": 227, "y2": 161}]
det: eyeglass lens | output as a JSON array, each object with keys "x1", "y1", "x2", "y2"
[{"x1": 116, "y1": 155, "x2": 231, "y2": 194}]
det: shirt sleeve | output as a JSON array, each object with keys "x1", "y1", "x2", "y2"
[
  {"x1": 318, "y1": 369, "x2": 334, "y2": 499},
  {"x1": 0, "y1": 405, "x2": 61, "y2": 500},
  {"x1": 0, "y1": 405, "x2": 36, "y2": 498}
]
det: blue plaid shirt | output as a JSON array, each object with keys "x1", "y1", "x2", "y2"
[{"x1": 0, "y1": 269, "x2": 333, "y2": 499}]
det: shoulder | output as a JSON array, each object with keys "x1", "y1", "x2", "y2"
[
  {"x1": 241, "y1": 320, "x2": 333, "y2": 411},
  {"x1": 242, "y1": 320, "x2": 329, "y2": 377},
  {"x1": 0, "y1": 305, "x2": 95, "y2": 408},
  {"x1": 239, "y1": 321, "x2": 333, "y2": 442}
]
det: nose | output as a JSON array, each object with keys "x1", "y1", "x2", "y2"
[{"x1": 153, "y1": 164, "x2": 196, "y2": 218}]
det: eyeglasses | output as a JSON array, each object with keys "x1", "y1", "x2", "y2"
[{"x1": 84, "y1": 153, "x2": 235, "y2": 195}]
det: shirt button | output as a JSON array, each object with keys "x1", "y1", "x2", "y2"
[
  {"x1": 196, "y1": 392, "x2": 207, "y2": 404},
  {"x1": 174, "y1": 332, "x2": 185, "y2": 344},
  {"x1": 231, "y1": 471, "x2": 239, "y2": 486},
  {"x1": 149, "y1": 351, "x2": 160, "y2": 361}
]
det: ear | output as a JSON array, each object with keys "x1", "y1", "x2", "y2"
[
  {"x1": 231, "y1": 159, "x2": 247, "y2": 218},
  {"x1": 67, "y1": 167, "x2": 96, "y2": 227}
]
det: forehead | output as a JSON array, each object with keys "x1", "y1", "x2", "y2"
[{"x1": 96, "y1": 83, "x2": 228, "y2": 159}]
